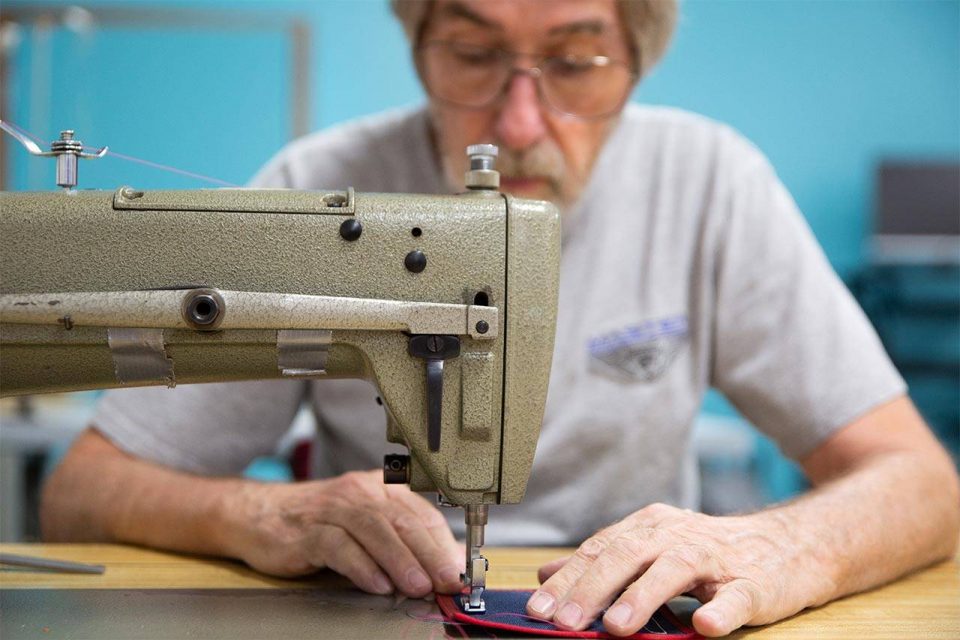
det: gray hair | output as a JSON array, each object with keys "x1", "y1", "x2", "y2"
[{"x1": 390, "y1": 0, "x2": 678, "y2": 78}]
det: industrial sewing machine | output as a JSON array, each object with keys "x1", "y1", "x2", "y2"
[{"x1": 0, "y1": 124, "x2": 561, "y2": 613}]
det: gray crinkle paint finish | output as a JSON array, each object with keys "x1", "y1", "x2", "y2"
[{"x1": 0, "y1": 187, "x2": 559, "y2": 508}]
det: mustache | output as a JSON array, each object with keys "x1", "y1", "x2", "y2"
[{"x1": 495, "y1": 141, "x2": 565, "y2": 188}]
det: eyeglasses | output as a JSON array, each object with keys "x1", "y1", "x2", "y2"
[{"x1": 417, "y1": 40, "x2": 637, "y2": 120}]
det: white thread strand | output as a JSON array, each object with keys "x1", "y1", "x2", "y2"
[
  {"x1": 5, "y1": 120, "x2": 45, "y2": 143},
  {"x1": 1, "y1": 119, "x2": 239, "y2": 188},
  {"x1": 93, "y1": 147, "x2": 239, "y2": 187}
]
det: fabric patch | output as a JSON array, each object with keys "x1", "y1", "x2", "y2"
[
  {"x1": 437, "y1": 590, "x2": 699, "y2": 639},
  {"x1": 588, "y1": 316, "x2": 688, "y2": 382}
]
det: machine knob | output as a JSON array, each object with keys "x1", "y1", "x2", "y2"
[
  {"x1": 383, "y1": 454, "x2": 411, "y2": 484},
  {"x1": 464, "y1": 144, "x2": 499, "y2": 191}
]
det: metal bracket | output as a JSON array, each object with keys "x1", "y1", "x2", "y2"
[{"x1": 277, "y1": 329, "x2": 332, "y2": 376}]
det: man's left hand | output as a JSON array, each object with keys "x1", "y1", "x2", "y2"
[{"x1": 526, "y1": 503, "x2": 836, "y2": 637}]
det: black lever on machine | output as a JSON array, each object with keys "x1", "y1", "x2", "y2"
[{"x1": 408, "y1": 335, "x2": 461, "y2": 452}]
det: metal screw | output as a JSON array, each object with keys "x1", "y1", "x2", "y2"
[
  {"x1": 426, "y1": 336, "x2": 443, "y2": 353},
  {"x1": 475, "y1": 320, "x2": 489, "y2": 334},
  {"x1": 404, "y1": 250, "x2": 427, "y2": 273},
  {"x1": 339, "y1": 218, "x2": 362, "y2": 241},
  {"x1": 121, "y1": 187, "x2": 144, "y2": 199},
  {"x1": 324, "y1": 193, "x2": 348, "y2": 208}
]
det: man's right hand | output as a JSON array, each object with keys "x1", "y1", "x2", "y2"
[{"x1": 222, "y1": 469, "x2": 464, "y2": 597}]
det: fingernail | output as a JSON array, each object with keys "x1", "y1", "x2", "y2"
[
  {"x1": 556, "y1": 602, "x2": 583, "y2": 628},
  {"x1": 405, "y1": 567, "x2": 431, "y2": 593},
  {"x1": 439, "y1": 566, "x2": 462, "y2": 588},
  {"x1": 371, "y1": 572, "x2": 393, "y2": 595},
  {"x1": 605, "y1": 603, "x2": 632, "y2": 627},
  {"x1": 528, "y1": 591, "x2": 556, "y2": 616}
]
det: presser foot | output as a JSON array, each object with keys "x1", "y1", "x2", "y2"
[
  {"x1": 462, "y1": 504, "x2": 489, "y2": 614},
  {"x1": 460, "y1": 586, "x2": 486, "y2": 614}
]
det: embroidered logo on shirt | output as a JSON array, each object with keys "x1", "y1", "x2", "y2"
[{"x1": 588, "y1": 315, "x2": 689, "y2": 382}]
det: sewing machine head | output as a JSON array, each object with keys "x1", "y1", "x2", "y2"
[{"x1": 0, "y1": 132, "x2": 560, "y2": 612}]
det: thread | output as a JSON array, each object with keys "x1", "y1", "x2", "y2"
[
  {"x1": 91, "y1": 147, "x2": 239, "y2": 187},
  {"x1": 4, "y1": 120, "x2": 45, "y2": 143},
  {"x1": 1, "y1": 119, "x2": 239, "y2": 187}
]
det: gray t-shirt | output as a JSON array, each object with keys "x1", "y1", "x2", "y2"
[{"x1": 92, "y1": 105, "x2": 905, "y2": 544}]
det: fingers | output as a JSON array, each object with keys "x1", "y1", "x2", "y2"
[
  {"x1": 522, "y1": 504, "x2": 778, "y2": 638},
  {"x1": 387, "y1": 489, "x2": 463, "y2": 593},
  {"x1": 528, "y1": 526, "x2": 661, "y2": 627},
  {"x1": 327, "y1": 503, "x2": 434, "y2": 597},
  {"x1": 323, "y1": 472, "x2": 460, "y2": 597},
  {"x1": 537, "y1": 555, "x2": 571, "y2": 583},
  {"x1": 602, "y1": 549, "x2": 709, "y2": 636},
  {"x1": 527, "y1": 537, "x2": 606, "y2": 619},
  {"x1": 692, "y1": 580, "x2": 763, "y2": 637},
  {"x1": 527, "y1": 504, "x2": 683, "y2": 622},
  {"x1": 389, "y1": 487, "x2": 462, "y2": 565},
  {"x1": 312, "y1": 525, "x2": 394, "y2": 595}
]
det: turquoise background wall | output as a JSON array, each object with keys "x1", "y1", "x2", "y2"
[{"x1": 4, "y1": 0, "x2": 959, "y2": 502}]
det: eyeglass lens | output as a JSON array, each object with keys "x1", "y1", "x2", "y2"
[{"x1": 419, "y1": 41, "x2": 633, "y2": 119}]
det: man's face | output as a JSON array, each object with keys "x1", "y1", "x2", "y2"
[{"x1": 418, "y1": 0, "x2": 634, "y2": 210}]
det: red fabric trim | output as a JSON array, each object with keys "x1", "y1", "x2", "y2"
[{"x1": 436, "y1": 591, "x2": 700, "y2": 639}]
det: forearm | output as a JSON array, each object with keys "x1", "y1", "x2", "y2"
[
  {"x1": 41, "y1": 428, "x2": 242, "y2": 557},
  {"x1": 759, "y1": 443, "x2": 959, "y2": 602}
]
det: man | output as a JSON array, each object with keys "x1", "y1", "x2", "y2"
[{"x1": 42, "y1": 1, "x2": 959, "y2": 637}]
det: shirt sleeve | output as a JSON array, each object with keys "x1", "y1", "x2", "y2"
[
  {"x1": 92, "y1": 380, "x2": 307, "y2": 476},
  {"x1": 710, "y1": 157, "x2": 906, "y2": 460}
]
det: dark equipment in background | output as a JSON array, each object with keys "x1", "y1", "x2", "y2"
[{"x1": 854, "y1": 161, "x2": 960, "y2": 462}]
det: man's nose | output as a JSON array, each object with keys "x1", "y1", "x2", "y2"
[{"x1": 493, "y1": 73, "x2": 547, "y2": 151}]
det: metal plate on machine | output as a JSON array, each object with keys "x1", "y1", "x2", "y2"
[
  {"x1": 112, "y1": 187, "x2": 356, "y2": 214},
  {"x1": 0, "y1": 589, "x2": 448, "y2": 640}
]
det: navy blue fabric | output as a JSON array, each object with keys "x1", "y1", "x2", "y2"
[{"x1": 457, "y1": 590, "x2": 685, "y2": 635}]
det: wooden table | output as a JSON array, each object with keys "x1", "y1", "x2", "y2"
[{"x1": 2, "y1": 543, "x2": 958, "y2": 638}]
